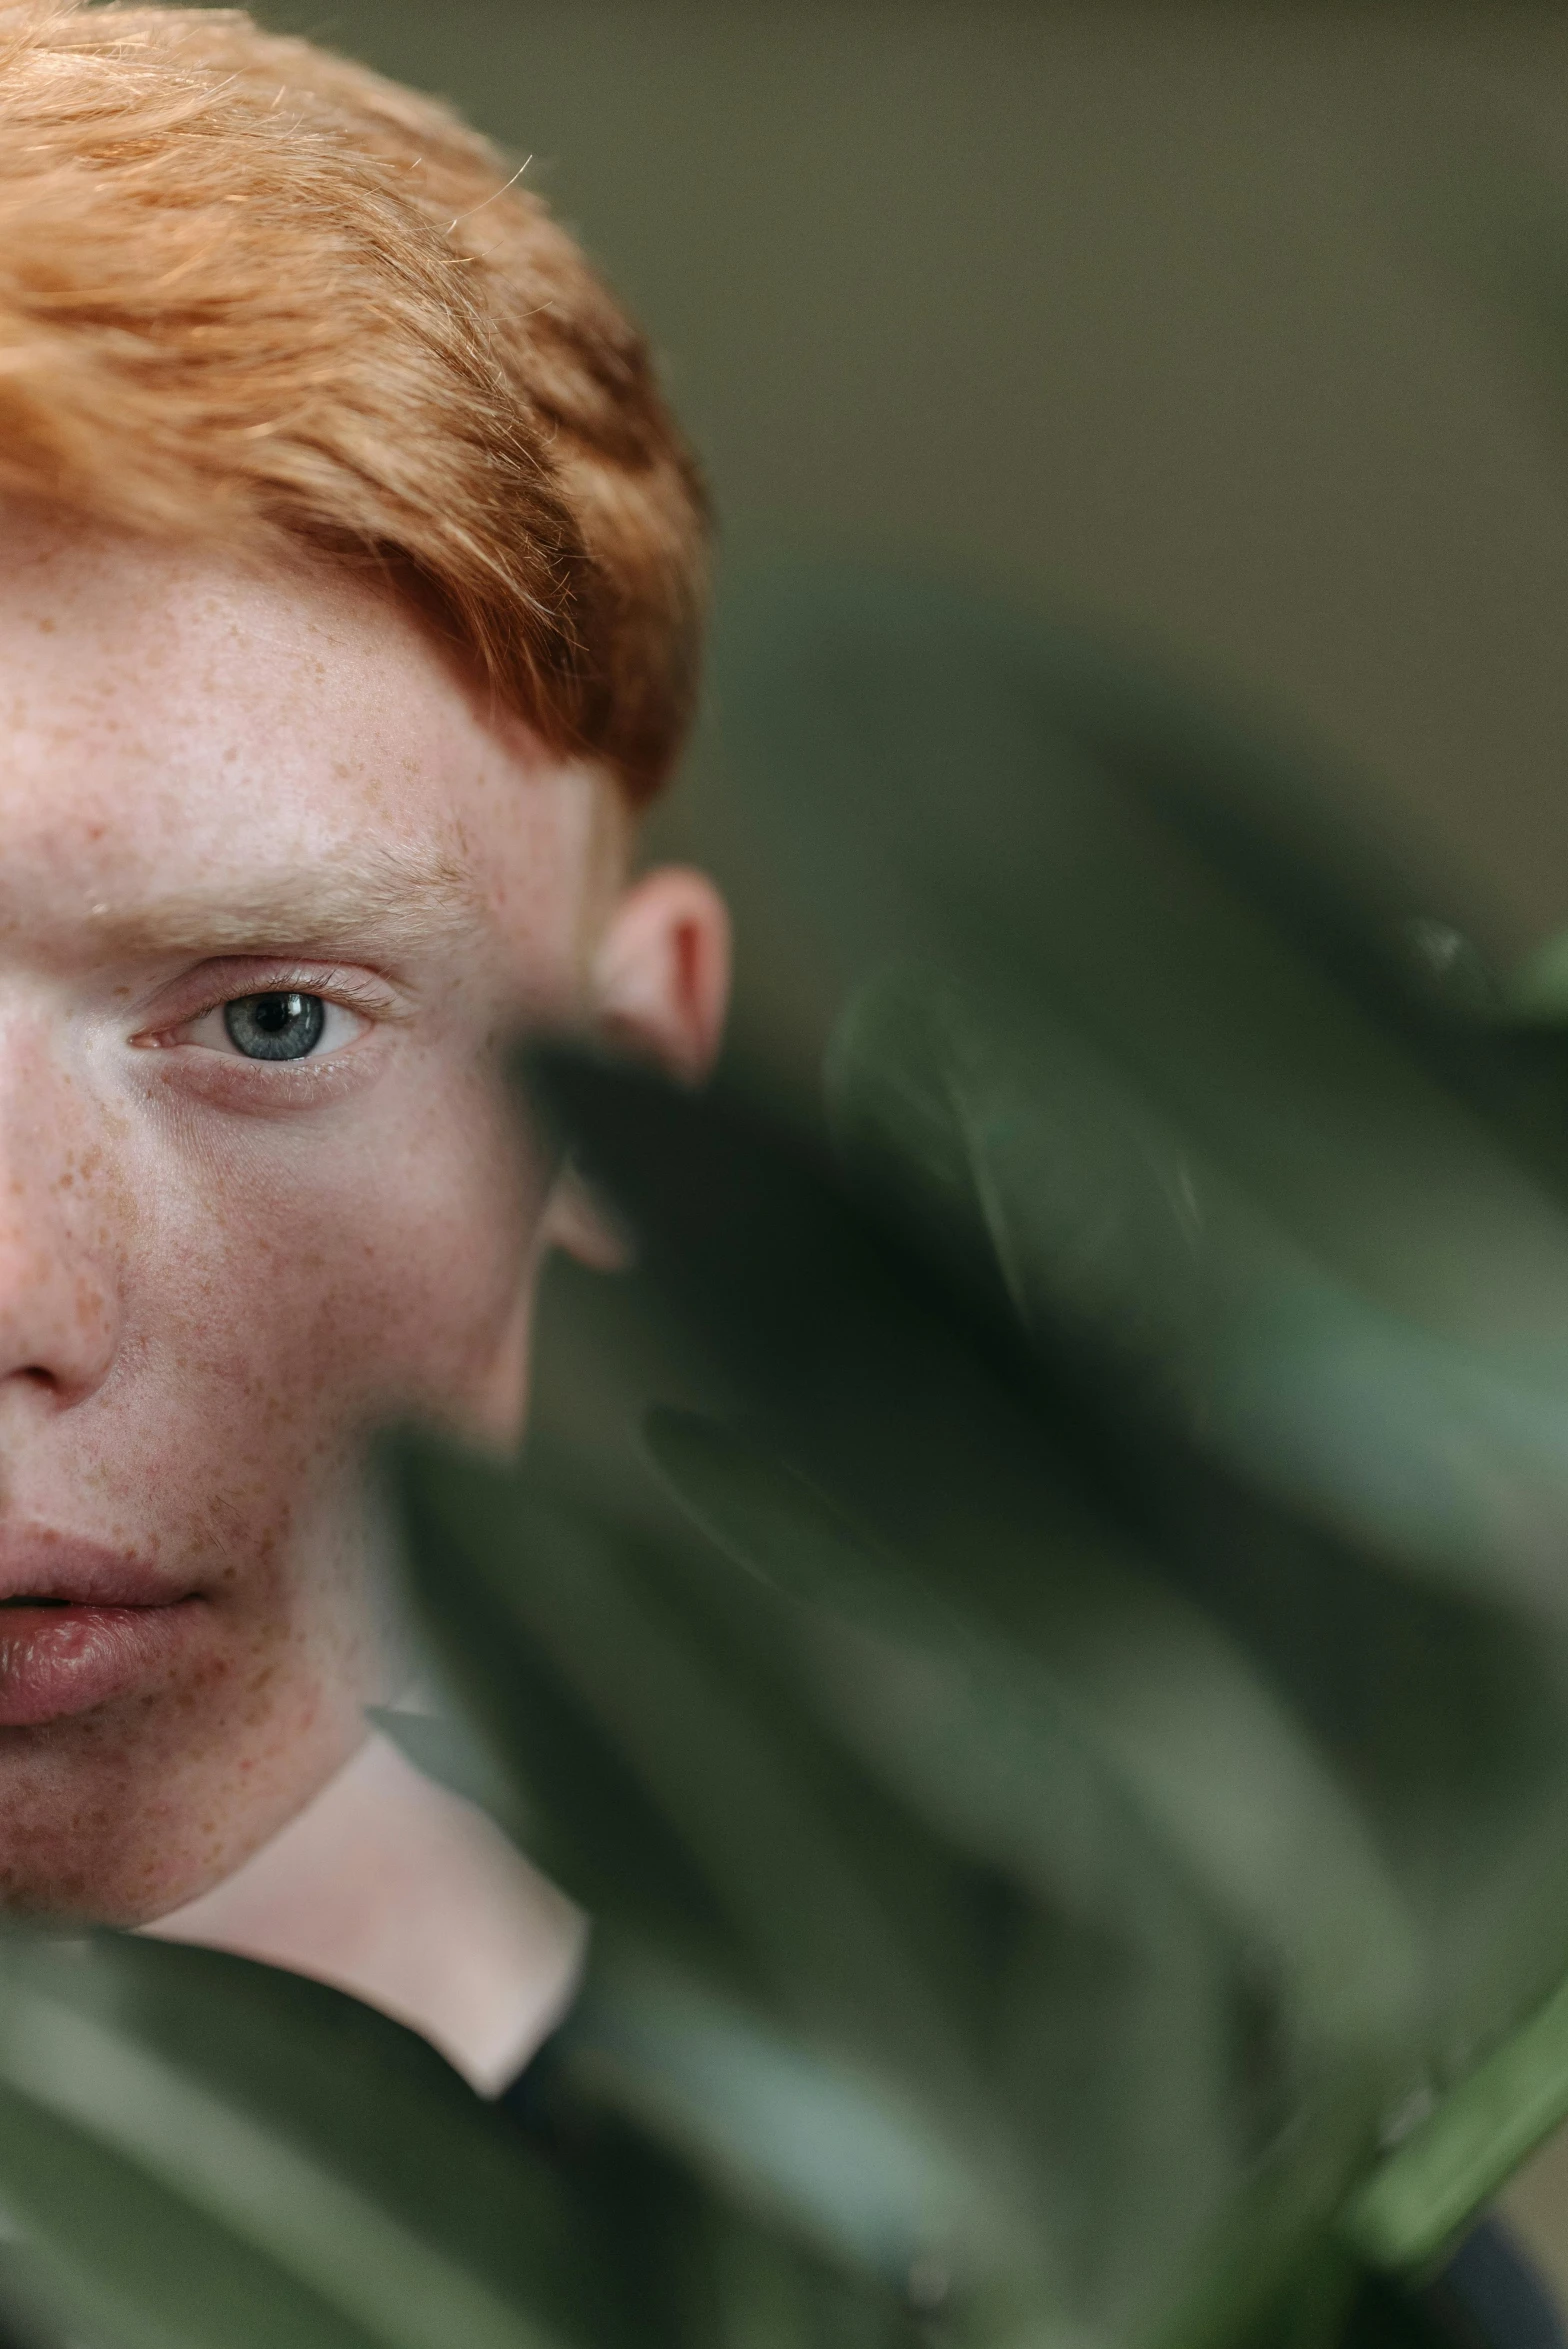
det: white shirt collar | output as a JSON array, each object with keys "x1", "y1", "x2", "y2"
[{"x1": 143, "y1": 1728, "x2": 586, "y2": 2097}]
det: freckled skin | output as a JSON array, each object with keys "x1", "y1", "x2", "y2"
[{"x1": 0, "y1": 506, "x2": 616, "y2": 1924}]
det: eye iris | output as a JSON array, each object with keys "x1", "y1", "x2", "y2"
[{"x1": 223, "y1": 992, "x2": 326, "y2": 1062}]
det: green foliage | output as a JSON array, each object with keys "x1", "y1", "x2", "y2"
[{"x1": 0, "y1": 1934, "x2": 612, "y2": 2349}]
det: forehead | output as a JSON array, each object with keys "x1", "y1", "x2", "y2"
[{"x1": 0, "y1": 509, "x2": 599, "y2": 962}]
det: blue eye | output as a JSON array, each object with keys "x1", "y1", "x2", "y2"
[{"x1": 223, "y1": 992, "x2": 327, "y2": 1062}]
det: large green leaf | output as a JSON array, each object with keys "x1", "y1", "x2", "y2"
[
  {"x1": 823, "y1": 961, "x2": 1568, "y2": 2107},
  {"x1": 398, "y1": 1449, "x2": 1045, "y2": 2243},
  {"x1": 510, "y1": 994, "x2": 1568, "y2": 2327},
  {"x1": 0, "y1": 1935, "x2": 617, "y2": 2349},
  {"x1": 643, "y1": 1409, "x2": 1417, "y2": 2080},
  {"x1": 638, "y1": 1407, "x2": 1421, "y2": 2345}
]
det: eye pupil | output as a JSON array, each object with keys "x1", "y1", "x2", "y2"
[{"x1": 224, "y1": 992, "x2": 326, "y2": 1062}]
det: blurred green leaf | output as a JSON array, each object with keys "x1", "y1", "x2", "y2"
[
  {"x1": 829, "y1": 964, "x2": 1568, "y2": 1613},
  {"x1": 0, "y1": 1936, "x2": 614, "y2": 2349},
  {"x1": 562, "y1": 1949, "x2": 994, "y2": 2287},
  {"x1": 510, "y1": 972, "x2": 1568, "y2": 2338},
  {"x1": 643, "y1": 1407, "x2": 1419, "y2": 2080}
]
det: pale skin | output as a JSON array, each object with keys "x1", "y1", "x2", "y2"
[{"x1": 0, "y1": 502, "x2": 729, "y2": 1943}]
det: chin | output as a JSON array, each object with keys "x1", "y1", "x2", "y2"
[{"x1": 0, "y1": 1653, "x2": 372, "y2": 1928}]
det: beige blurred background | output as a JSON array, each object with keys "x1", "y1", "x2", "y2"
[{"x1": 250, "y1": 0, "x2": 1568, "y2": 2290}]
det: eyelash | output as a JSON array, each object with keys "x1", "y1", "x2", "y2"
[{"x1": 135, "y1": 966, "x2": 395, "y2": 1062}]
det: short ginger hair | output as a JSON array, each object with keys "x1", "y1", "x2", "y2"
[{"x1": 0, "y1": 0, "x2": 708, "y2": 803}]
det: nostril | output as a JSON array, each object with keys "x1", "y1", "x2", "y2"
[{"x1": 0, "y1": 1241, "x2": 118, "y2": 1396}]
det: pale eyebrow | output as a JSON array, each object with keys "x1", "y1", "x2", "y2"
[{"x1": 87, "y1": 846, "x2": 480, "y2": 966}]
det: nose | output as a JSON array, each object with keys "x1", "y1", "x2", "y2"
[{"x1": 0, "y1": 1041, "x2": 119, "y2": 1406}]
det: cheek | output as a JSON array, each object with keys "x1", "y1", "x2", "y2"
[{"x1": 136, "y1": 1061, "x2": 543, "y2": 1445}]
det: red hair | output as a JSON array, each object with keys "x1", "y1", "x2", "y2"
[{"x1": 0, "y1": 0, "x2": 708, "y2": 802}]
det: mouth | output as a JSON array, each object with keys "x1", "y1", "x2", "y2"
[{"x1": 0, "y1": 1547, "x2": 207, "y2": 1727}]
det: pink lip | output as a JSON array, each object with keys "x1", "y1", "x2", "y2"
[{"x1": 0, "y1": 1539, "x2": 206, "y2": 1727}]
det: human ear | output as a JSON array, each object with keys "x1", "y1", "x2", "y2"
[
  {"x1": 534, "y1": 866, "x2": 729, "y2": 1282},
  {"x1": 589, "y1": 864, "x2": 731, "y2": 1084}
]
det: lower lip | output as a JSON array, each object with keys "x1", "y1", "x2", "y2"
[{"x1": 0, "y1": 1603, "x2": 206, "y2": 1726}]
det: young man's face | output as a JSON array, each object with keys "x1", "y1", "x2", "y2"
[{"x1": 0, "y1": 506, "x2": 724, "y2": 1924}]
